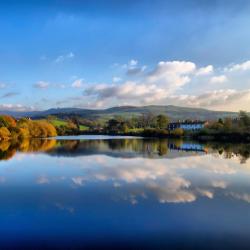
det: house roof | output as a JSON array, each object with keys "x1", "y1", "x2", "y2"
[{"x1": 168, "y1": 121, "x2": 206, "y2": 125}]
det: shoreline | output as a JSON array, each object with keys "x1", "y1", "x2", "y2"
[{"x1": 59, "y1": 130, "x2": 250, "y2": 143}]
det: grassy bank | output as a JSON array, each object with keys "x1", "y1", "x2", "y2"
[{"x1": 49, "y1": 118, "x2": 89, "y2": 131}]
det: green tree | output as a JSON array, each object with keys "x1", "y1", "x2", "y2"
[
  {"x1": 107, "y1": 119, "x2": 120, "y2": 133},
  {"x1": 121, "y1": 123, "x2": 129, "y2": 133},
  {"x1": 223, "y1": 117, "x2": 233, "y2": 130},
  {"x1": 71, "y1": 117, "x2": 80, "y2": 130},
  {"x1": 156, "y1": 114, "x2": 169, "y2": 129},
  {"x1": 171, "y1": 128, "x2": 184, "y2": 137},
  {"x1": 239, "y1": 111, "x2": 250, "y2": 130},
  {"x1": 218, "y1": 118, "x2": 224, "y2": 125}
]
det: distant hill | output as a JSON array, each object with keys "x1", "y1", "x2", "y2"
[{"x1": 0, "y1": 105, "x2": 238, "y2": 121}]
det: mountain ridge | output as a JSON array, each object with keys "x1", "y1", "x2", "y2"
[{"x1": 0, "y1": 105, "x2": 239, "y2": 121}]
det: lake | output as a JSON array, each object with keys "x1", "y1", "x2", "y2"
[{"x1": 0, "y1": 136, "x2": 250, "y2": 249}]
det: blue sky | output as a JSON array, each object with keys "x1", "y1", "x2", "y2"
[{"x1": 1, "y1": 0, "x2": 250, "y2": 111}]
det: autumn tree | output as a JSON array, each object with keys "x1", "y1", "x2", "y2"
[{"x1": 0, "y1": 127, "x2": 11, "y2": 140}]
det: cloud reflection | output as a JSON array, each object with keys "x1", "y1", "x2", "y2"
[
  {"x1": 64, "y1": 153, "x2": 250, "y2": 204},
  {"x1": 1, "y1": 138, "x2": 250, "y2": 206},
  {"x1": 37, "y1": 176, "x2": 50, "y2": 184}
]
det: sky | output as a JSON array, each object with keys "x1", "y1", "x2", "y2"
[{"x1": 1, "y1": 0, "x2": 250, "y2": 111}]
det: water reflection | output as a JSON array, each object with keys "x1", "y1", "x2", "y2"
[
  {"x1": 0, "y1": 137, "x2": 249, "y2": 162},
  {"x1": 0, "y1": 137, "x2": 250, "y2": 205},
  {"x1": 0, "y1": 139, "x2": 56, "y2": 160},
  {"x1": 0, "y1": 136, "x2": 250, "y2": 248}
]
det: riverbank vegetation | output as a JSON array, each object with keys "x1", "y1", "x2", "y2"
[
  {"x1": 60, "y1": 111, "x2": 249, "y2": 141},
  {"x1": 55, "y1": 114, "x2": 185, "y2": 137},
  {"x1": 1, "y1": 111, "x2": 250, "y2": 142},
  {"x1": 0, "y1": 115, "x2": 57, "y2": 141},
  {"x1": 195, "y1": 111, "x2": 250, "y2": 141}
]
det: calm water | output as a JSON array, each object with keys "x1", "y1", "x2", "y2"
[{"x1": 0, "y1": 136, "x2": 250, "y2": 249}]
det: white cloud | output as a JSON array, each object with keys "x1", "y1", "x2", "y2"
[
  {"x1": 196, "y1": 65, "x2": 214, "y2": 76},
  {"x1": 68, "y1": 52, "x2": 74, "y2": 58},
  {"x1": 72, "y1": 79, "x2": 84, "y2": 88},
  {"x1": 34, "y1": 81, "x2": 50, "y2": 89},
  {"x1": 84, "y1": 60, "x2": 196, "y2": 107},
  {"x1": 83, "y1": 85, "x2": 250, "y2": 111},
  {"x1": 151, "y1": 61, "x2": 196, "y2": 76},
  {"x1": 225, "y1": 60, "x2": 250, "y2": 72},
  {"x1": 79, "y1": 56, "x2": 250, "y2": 110},
  {"x1": 34, "y1": 59, "x2": 250, "y2": 111},
  {"x1": 0, "y1": 104, "x2": 34, "y2": 111},
  {"x1": 127, "y1": 66, "x2": 147, "y2": 75},
  {"x1": 122, "y1": 59, "x2": 147, "y2": 75},
  {"x1": 129, "y1": 59, "x2": 138, "y2": 67},
  {"x1": 167, "y1": 89, "x2": 250, "y2": 111},
  {"x1": 146, "y1": 60, "x2": 195, "y2": 89},
  {"x1": 33, "y1": 81, "x2": 67, "y2": 90},
  {"x1": 209, "y1": 75, "x2": 227, "y2": 84},
  {"x1": 112, "y1": 77, "x2": 122, "y2": 83},
  {"x1": 0, "y1": 83, "x2": 7, "y2": 89},
  {"x1": 54, "y1": 52, "x2": 74, "y2": 63}
]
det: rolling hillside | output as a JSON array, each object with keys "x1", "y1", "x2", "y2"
[{"x1": 0, "y1": 105, "x2": 238, "y2": 121}]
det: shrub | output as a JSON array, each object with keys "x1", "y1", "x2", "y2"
[{"x1": 171, "y1": 128, "x2": 184, "y2": 137}]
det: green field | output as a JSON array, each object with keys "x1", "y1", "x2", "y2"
[
  {"x1": 47, "y1": 119, "x2": 89, "y2": 131},
  {"x1": 128, "y1": 128, "x2": 144, "y2": 133},
  {"x1": 79, "y1": 125, "x2": 89, "y2": 131},
  {"x1": 50, "y1": 119, "x2": 67, "y2": 127}
]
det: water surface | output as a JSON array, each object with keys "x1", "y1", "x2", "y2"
[{"x1": 0, "y1": 136, "x2": 250, "y2": 249}]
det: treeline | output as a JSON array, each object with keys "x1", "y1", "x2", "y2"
[
  {"x1": 0, "y1": 115, "x2": 57, "y2": 141},
  {"x1": 196, "y1": 111, "x2": 250, "y2": 141},
  {"x1": 53, "y1": 113, "x2": 178, "y2": 136},
  {"x1": 106, "y1": 114, "x2": 169, "y2": 132},
  {"x1": 35, "y1": 110, "x2": 250, "y2": 141},
  {"x1": 55, "y1": 117, "x2": 83, "y2": 135},
  {"x1": 86, "y1": 114, "x2": 184, "y2": 137}
]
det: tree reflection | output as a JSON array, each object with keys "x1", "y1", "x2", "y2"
[
  {"x1": 206, "y1": 142, "x2": 250, "y2": 163},
  {"x1": 0, "y1": 137, "x2": 250, "y2": 163},
  {"x1": 0, "y1": 139, "x2": 56, "y2": 160}
]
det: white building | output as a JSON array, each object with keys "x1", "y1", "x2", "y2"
[{"x1": 168, "y1": 121, "x2": 207, "y2": 131}]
